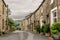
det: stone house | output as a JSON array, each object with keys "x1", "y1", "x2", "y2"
[
  {"x1": 20, "y1": 19, "x2": 25, "y2": 31},
  {"x1": 30, "y1": 13, "x2": 35, "y2": 31},
  {"x1": 39, "y1": 0, "x2": 60, "y2": 26},
  {"x1": 0, "y1": 0, "x2": 8, "y2": 32},
  {"x1": 24, "y1": 19, "x2": 28, "y2": 31},
  {"x1": 50, "y1": 0, "x2": 60, "y2": 25},
  {"x1": 20, "y1": 0, "x2": 60, "y2": 32},
  {"x1": 25, "y1": 14, "x2": 32, "y2": 31},
  {"x1": 39, "y1": 0, "x2": 51, "y2": 27},
  {"x1": 33, "y1": 0, "x2": 51, "y2": 27},
  {"x1": 35, "y1": 0, "x2": 60, "y2": 26}
]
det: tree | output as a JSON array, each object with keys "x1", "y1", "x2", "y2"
[
  {"x1": 7, "y1": 18, "x2": 15, "y2": 31},
  {"x1": 8, "y1": 18, "x2": 14, "y2": 26}
]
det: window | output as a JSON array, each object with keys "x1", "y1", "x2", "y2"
[
  {"x1": 46, "y1": 14, "x2": 49, "y2": 18},
  {"x1": 52, "y1": 10, "x2": 57, "y2": 23},
  {"x1": 53, "y1": 10, "x2": 57, "y2": 17},
  {"x1": 2, "y1": 19, "x2": 4, "y2": 29},
  {"x1": 51, "y1": 7, "x2": 58, "y2": 26},
  {"x1": 0, "y1": 15, "x2": 1, "y2": 17},
  {"x1": 54, "y1": 18, "x2": 57, "y2": 22},
  {"x1": 38, "y1": 21, "x2": 40, "y2": 24},
  {"x1": 3, "y1": 5, "x2": 4, "y2": 14}
]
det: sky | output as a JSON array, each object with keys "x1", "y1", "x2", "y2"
[{"x1": 5, "y1": 0, "x2": 43, "y2": 20}]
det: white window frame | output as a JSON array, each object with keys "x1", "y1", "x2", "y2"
[{"x1": 50, "y1": 7, "x2": 58, "y2": 26}]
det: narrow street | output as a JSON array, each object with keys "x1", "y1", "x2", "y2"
[
  {"x1": 0, "y1": 0, "x2": 60, "y2": 40},
  {"x1": 0, "y1": 30, "x2": 52, "y2": 40}
]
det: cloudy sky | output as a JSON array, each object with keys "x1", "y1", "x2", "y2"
[{"x1": 5, "y1": 0, "x2": 43, "y2": 20}]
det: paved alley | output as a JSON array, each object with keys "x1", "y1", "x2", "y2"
[{"x1": 0, "y1": 30, "x2": 52, "y2": 40}]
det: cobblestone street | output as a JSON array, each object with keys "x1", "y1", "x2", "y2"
[{"x1": 0, "y1": 30, "x2": 52, "y2": 40}]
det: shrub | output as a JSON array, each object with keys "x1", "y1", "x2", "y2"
[
  {"x1": 41, "y1": 26, "x2": 44, "y2": 32},
  {"x1": 34, "y1": 24, "x2": 41, "y2": 33},
  {"x1": 51, "y1": 22, "x2": 60, "y2": 34},
  {"x1": 51, "y1": 30, "x2": 58, "y2": 34},
  {"x1": 43, "y1": 24, "x2": 50, "y2": 33}
]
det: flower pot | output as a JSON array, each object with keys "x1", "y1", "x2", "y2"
[{"x1": 45, "y1": 33, "x2": 51, "y2": 37}]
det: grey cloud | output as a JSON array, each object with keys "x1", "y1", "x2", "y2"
[
  {"x1": 5, "y1": 0, "x2": 43, "y2": 20},
  {"x1": 9, "y1": 15, "x2": 25, "y2": 19}
]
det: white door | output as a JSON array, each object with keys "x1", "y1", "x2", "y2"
[{"x1": 40, "y1": 16, "x2": 43, "y2": 28}]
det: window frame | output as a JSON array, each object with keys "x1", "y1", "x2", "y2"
[{"x1": 50, "y1": 7, "x2": 58, "y2": 26}]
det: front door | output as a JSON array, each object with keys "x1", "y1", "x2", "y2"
[{"x1": 40, "y1": 16, "x2": 43, "y2": 28}]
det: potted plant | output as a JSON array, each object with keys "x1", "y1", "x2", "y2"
[
  {"x1": 43, "y1": 24, "x2": 51, "y2": 37},
  {"x1": 41, "y1": 25, "x2": 45, "y2": 35},
  {"x1": 34, "y1": 24, "x2": 41, "y2": 34},
  {"x1": 51, "y1": 22, "x2": 60, "y2": 40}
]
